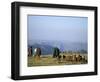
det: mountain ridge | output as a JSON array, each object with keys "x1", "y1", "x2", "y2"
[{"x1": 28, "y1": 40, "x2": 87, "y2": 55}]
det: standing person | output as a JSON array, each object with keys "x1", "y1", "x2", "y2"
[
  {"x1": 53, "y1": 47, "x2": 60, "y2": 58},
  {"x1": 28, "y1": 46, "x2": 32, "y2": 56}
]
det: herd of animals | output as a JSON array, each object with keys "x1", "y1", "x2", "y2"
[{"x1": 28, "y1": 47, "x2": 87, "y2": 63}]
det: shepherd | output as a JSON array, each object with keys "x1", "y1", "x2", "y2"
[{"x1": 53, "y1": 47, "x2": 60, "y2": 58}]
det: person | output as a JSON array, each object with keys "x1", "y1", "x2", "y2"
[
  {"x1": 28, "y1": 46, "x2": 32, "y2": 56},
  {"x1": 53, "y1": 47, "x2": 60, "y2": 58}
]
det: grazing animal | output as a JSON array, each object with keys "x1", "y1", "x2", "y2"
[
  {"x1": 63, "y1": 55, "x2": 66, "y2": 60},
  {"x1": 76, "y1": 54, "x2": 82, "y2": 61},
  {"x1": 66, "y1": 55, "x2": 73, "y2": 61},
  {"x1": 72, "y1": 55, "x2": 77, "y2": 61},
  {"x1": 53, "y1": 47, "x2": 60, "y2": 58},
  {"x1": 65, "y1": 55, "x2": 77, "y2": 62},
  {"x1": 81, "y1": 55, "x2": 86, "y2": 62},
  {"x1": 57, "y1": 55, "x2": 62, "y2": 61},
  {"x1": 28, "y1": 47, "x2": 32, "y2": 56}
]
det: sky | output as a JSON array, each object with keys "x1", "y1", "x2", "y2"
[{"x1": 28, "y1": 15, "x2": 88, "y2": 43}]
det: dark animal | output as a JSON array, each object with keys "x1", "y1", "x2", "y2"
[
  {"x1": 57, "y1": 55, "x2": 62, "y2": 61},
  {"x1": 53, "y1": 47, "x2": 60, "y2": 58},
  {"x1": 63, "y1": 55, "x2": 66, "y2": 60}
]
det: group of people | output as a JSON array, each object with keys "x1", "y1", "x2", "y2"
[{"x1": 28, "y1": 47, "x2": 60, "y2": 57}]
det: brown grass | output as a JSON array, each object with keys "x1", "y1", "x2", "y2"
[{"x1": 28, "y1": 53, "x2": 88, "y2": 67}]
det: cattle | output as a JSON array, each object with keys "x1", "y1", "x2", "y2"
[
  {"x1": 57, "y1": 55, "x2": 62, "y2": 61},
  {"x1": 76, "y1": 54, "x2": 82, "y2": 62},
  {"x1": 81, "y1": 55, "x2": 86, "y2": 62},
  {"x1": 72, "y1": 55, "x2": 77, "y2": 62},
  {"x1": 63, "y1": 55, "x2": 66, "y2": 60},
  {"x1": 65, "y1": 54, "x2": 82, "y2": 62},
  {"x1": 28, "y1": 47, "x2": 32, "y2": 56},
  {"x1": 53, "y1": 47, "x2": 60, "y2": 58},
  {"x1": 65, "y1": 55, "x2": 73, "y2": 61},
  {"x1": 55, "y1": 53, "x2": 86, "y2": 63}
]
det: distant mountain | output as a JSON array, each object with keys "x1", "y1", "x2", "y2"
[{"x1": 28, "y1": 40, "x2": 87, "y2": 55}]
